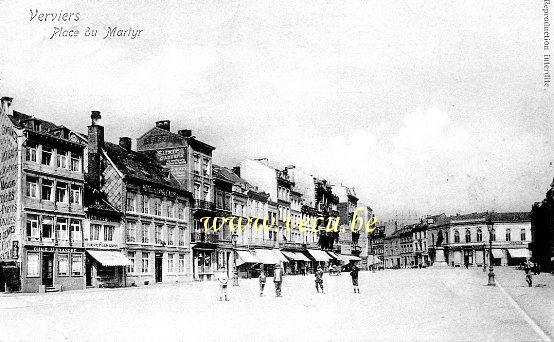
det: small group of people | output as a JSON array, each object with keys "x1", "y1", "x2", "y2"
[{"x1": 218, "y1": 262, "x2": 362, "y2": 301}]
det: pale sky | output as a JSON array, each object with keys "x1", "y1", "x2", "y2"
[{"x1": 0, "y1": 0, "x2": 552, "y2": 219}]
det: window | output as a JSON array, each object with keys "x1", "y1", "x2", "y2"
[
  {"x1": 58, "y1": 254, "x2": 69, "y2": 276},
  {"x1": 520, "y1": 229, "x2": 526, "y2": 241},
  {"x1": 70, "y1": 154, "x2": 81, "y2": 172},
  {"x1": 179, "y1": 228, "x2": 185, "y2": 246},
  {"x1": 26, "y1": 214, "x2": 39, "y2": 240},
  {"x1": 178, "y1": 205, "x2": 185, "y2": 220},
  {"x1": 168, "y1": 227, "x2": 175, "y2": 245},
  {"x1": 142, "y1": 224, "x2": 150, "y2": 243},
  {"x1": 56, "y1": 218, "x2": 68, "y2": 240},
  {"x1": 126, "y1": 192, "x2": 136, "y2": 212},
  {"x1": 26, "y1": 142, "x2": 37, "y2": 162},
  {"x1": 70, "y1": 220, "x2": 81, "y2": 242},
  {"x1": 41, "y1": 179, "x2": 54, "y2": 201},
  {"x1": 127, "y1": 252, "x2": 135, "y2": 273},
  {"x1": 41, "y1": 146, "x2": 52, "y2": 166},
  {"x1": 71, "y1": 254, "x2": 82, "y2": 276},
  {"x1": 141, "y1": 196, "x2": 149, "y2": 214},
  {"x1": 90, "y1": 224, "x2": 101, "y2": 241},
  {"x1": 56, "y1": 150, "x2": 68, "y2": 169},
  {"x1": 168, "y1": 201, "x2": 174, "y2": 218},
  {"x1": 142, "y1": 252, "x2": 149, "y2": 273},
  {"x1": 154, "y1": 200, "x2": 162, "y2": 216},
  {"x1": 194, "y1": 155, "x2": 200, "y2": 174},
  {"x1": 203, "y1": 185, "x2": 210, "y2": 201},
  {"x1": 70, "y1": 185, "x2": 82, "y2": 204},
  {"x1": 168, "y1": 254, "x2": 174, "y2": 273},
  {"x1": 465, "y1": 229, "x2": 471, "y2": 243},
  {"x1": 26, "y1": 176, "x2": 38, "y2": 198},
  {"x1": 27, "y1": 252, "x2": 40, "y2": 277},
  {"x1": 104, "y1": 225, "x2": 115, "y2": 242},
  {"x1": 505, "y1": 228, "x2": 511, "y2": 242},
  {"x1": 476, "y1": 229, "x2": 483, "y2": 242},
  {"x1": 202, "y1": 158, "x2": 209, "y2": 176},
  {"x1": 454, "y1": 230, "x2": 460, "y2": 243},
  {"x1": 127, "y1": 221, "x2": 136, "y2": 242},
  {"x1": 490, "y1": 229, "x2": 496, "y2": 242},
  {"x1": 179, "y1": 254, "x2": 185, "y2": 273},
  {"x1": 42, "y1": 216, "x2": 54, "y2": 239},
  {"x1": 56, "y1": 182, "x2": 68, "y2": 203},
  {"x1": 194, "y1": 183, "x2": 201, "y2": 200},
  {"x1": 155, "y1": 225, "x2": 162, "y2": 244}
]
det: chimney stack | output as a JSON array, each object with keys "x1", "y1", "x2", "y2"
[
  {"x1": 156, "y1": 120, "x2": 171, "y2": 132},
  {"x1": 1, "y1": 97, "x2": 13, "y2": 116},
  {"x1": 119, "y1": 137, "x2": 132, "y2": 151},
  {"x1": 87, "y1": 111, "x2": 104, "y2": 189},
  {"x1": 178, "y1": 129, "x2": 192, "y2": 138}
]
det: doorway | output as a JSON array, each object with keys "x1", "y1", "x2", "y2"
[
  {"x1": 85, "y1": 258, "x2": 93, "y2": 287},
  {"x1": 155, "y1": 254, "x2": 163, "y2": 283},
  {"x1": 42, "y1": 253, "x2": 54, "y2": 287}
]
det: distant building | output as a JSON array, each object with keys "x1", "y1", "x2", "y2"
[{"x1": 531, "y1": 181, "x2": 554, "y2": 271}]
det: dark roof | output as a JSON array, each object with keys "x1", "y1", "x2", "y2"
[
  {"x1": 103, "y1": 142, "x2": 185, "y2": 192},
  {"x1": 489, "y1": 211, "x2": 531, "y2": 222},
  {"x1": 213, "y1": 164, "x2": 250, "y2": 186},
  {"x1": 83, "y1": 184, "x2": 122, "y2": 218},
  {"x1": 8, "y1": 111, "x2": 85, "y2": 147}
]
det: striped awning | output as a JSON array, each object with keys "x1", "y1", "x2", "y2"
[
  {"x1": 307, "y1": 249, "x2": 331, "y2": 262},
  {"x1": 87, "y1": 250, "x2": 132, "y2": 267},
  {"x1": 281, "y1": 251, "x2": 299, "y2": 260}
]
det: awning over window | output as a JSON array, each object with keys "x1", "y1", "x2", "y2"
[
  {"x1": 307, "y1": 249, "x2": 331, "y2": 262},
  {"x1": 272, "y1": 249, "x2": 289, "y2": 263},
  {"x1": 236, "y1": 250, "x2": 259, "y2": 266},
  {"x1": 293, "y1": 252, "x2": 310, "y2": 262},
  {"x1": 87, "y1": 250, "x2": 132, "y2": 267},
  {"x1": 281, "y1": 251, "x2": 310, "y2": 262},
  {"x1": 507, "y1": 249, "x2": 531, "y2": 259},
  {"x1": 254, "y1": 249, "x2": 281, "y2": 264},
  {"x1": 326, "y1": 251, "x2": 339, "y2": 260},
  {"x1": 491, "y1": 249, "x2": 504, "y2": 259}
]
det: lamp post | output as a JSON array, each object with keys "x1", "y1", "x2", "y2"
[
  {"x1": 486, "y1": 218, "x2": 495, "y2": 286},
  {"x1": 231, "y1": 232, "x2": 239, "y2": 286}
]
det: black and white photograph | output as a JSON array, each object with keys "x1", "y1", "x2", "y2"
[{"x1": 0, "y1": 1, "x2": 552, "y2": 341}]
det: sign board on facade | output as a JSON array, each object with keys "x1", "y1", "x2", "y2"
[
  {"x1": 0, "y1": 112, "x2": 18, "y2": 260},
  {"x1": 141, "y1": 184, "x2": 177, "y2": 199},
  {"x1": 27, "y1": 246, "x2": 79, "y2": 253}
]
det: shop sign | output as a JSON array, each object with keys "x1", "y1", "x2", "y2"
[
  {"x1": 142, "y1": 184, "x2": 177, "y2": 198},
  {"x1": 27, "y1": 246, "x2": 78, "y2": 253},
  {"x1": 85, "y1": 241, "x2": 119, "y2": 248},
  {"x1": 156, "y1": 147, "x2": 187, "y2": 165}
]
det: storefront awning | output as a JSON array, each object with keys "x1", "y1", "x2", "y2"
[
  {"x1": 87, "y1": 250, "x2": 132, "y2": 266},
  {"x1": 236, "y1": 250, "x2": 259, "y2": 266},
  {"x1": 293, "y1": 252, "x2": 310, "y2": 262},
  {"x1": 307, "y1": 249, "x2": 331, "y2": 262},
  {"x1": 254, "y1": 249, "x2": 281, "y2": 264},
  {"x1": 272, "y1": 249, "x2": 289, "y2": 263},
  {"x1": 326, "y1": 251, "x2": 339, "y2": 260},
  {"x1": 367, "y1": 255, "x2": 383, "y2": 265},
  {"x1": 491, "y1": 249, "x2": 504, "y2": 259},
  {"x1": 507, "y1": 249, "x2": 531, "y2": 259},
  {"x1": 281, "y1": 251, "x2": 298, "y2": 261}
]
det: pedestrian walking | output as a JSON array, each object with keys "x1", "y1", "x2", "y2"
[
  {"x1": 524, "y1": 260, "x2": 533, "y2": 287},
  {"x1": 350, "y1": 263, "x2": 360, "y2": 293},
  {"x1": 218, "y1": 270, "x2": 229, "y2": 301},
  {"x1": 274, "y1": 263, "x2": 284, "y2": 297},
  {"x1": 315, "y1": 266, "x2": 324, "y2": 293},
  {"x1": 259, "y1": 269, "x2": 267, "y2": 297}
]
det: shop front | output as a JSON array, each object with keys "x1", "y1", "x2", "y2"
[
  {"x1": 22, "y1": 246, "x2": 85, "y2": 292},
  {"x1": 306, "y1": 249, "x2": 331, "y2": 272},
  {"x1": 193, "y1": 247, "x2": 215, "y2": 281},
  {"x1": 280, "y1": 250, "x2": 309, "y2": 275},
  {"x1": 235, "y1": 249, "x2": 259, "y2": 278},
  {"x1": 85, "y1": 249, "x2": 132, "y2": 288}
]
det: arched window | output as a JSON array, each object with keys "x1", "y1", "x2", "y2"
[
  {"x1": 505, "y1": 228, "x2": 511, "y2": 241},
  {"x1": 465, "y1": 229, "x2": 471, "y2": 243},
  {"x1": 476, "y1": 229, "x2": 482, "y2": 242},
  {"x1": 490, "y1": 228, "x2": 496, "y2": 241},
  {"x1": 454, "y1": 230, "x2": 460, "y2": 243},
  {"x1": 520, "y1": 229, "x2": 526, "y2": 241}
]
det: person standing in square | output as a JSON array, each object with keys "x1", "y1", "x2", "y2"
[
  {"x1": 218, "y1": 269, "x2": 229, "y2": 301},
  {"x1": 259, "y1": 269, "x2": 267, "y2": 297},
  {"x1": 350, "y1": 263, "x2": 360, "y2": 293},
  {"x1": 315, "y1": 266, "x2": 324, "y2": 293},
  {"x1": 274, "y1": 264, "x2": 284, "y2": 297}
]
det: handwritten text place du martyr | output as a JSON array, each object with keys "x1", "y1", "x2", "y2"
[{"x1": 29, "y1": 9, "x2": 143, "y2": 40}]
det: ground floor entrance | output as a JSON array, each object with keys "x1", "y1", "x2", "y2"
[{"x1": 155, "y1": 253, "x2": 163, "y2": 283}]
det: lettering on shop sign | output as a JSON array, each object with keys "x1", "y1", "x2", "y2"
[
  {"x1": 156, "y1": 147, "x2": 187, "y2": 165},
  {"x1": 140, "y1": 133, "x2": 183, "y2": 147},
  {"x1": 0, "y1": 112, "x2": 18, "y2": 260},
  {"x1": 85, "y1": 241, "x2": 118, "y2": 248},
  {"x1": 142, "y1": 184, "x2": 177, "y2": 198},
  {"x1": 28, "y1": 246, "x2": 78, "y2": 253}
]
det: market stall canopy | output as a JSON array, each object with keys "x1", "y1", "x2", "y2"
[
  {"x1": 254, "y1": 249, "x2": 281, "y2": 264},
  {"x1": 507, "y1": 249, "x2": 530, "y2": 259},
  {"x1": 491, "y1": 249, "x2": 504, "y2": 259},
  {"x1": 307, "y1": 249, "x2": 331, "y2": 262},
  {"x1": 87, "y1": 250, "x2": 132, "y2": 266},
  {"x1": 272, "y1": 249, "x2": 289, "y2": 263},
  {"x1": 236, "y1": 250, "x2": 259, "y2": 266}
]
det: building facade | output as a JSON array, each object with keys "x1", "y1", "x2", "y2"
[{"x1": 531, "y1": 181, "x2": 554, "y2": 271}]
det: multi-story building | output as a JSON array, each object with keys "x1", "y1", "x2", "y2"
[
  {"x1": 87, "y1": 114, "x2": 194, "y2": 285},
  {"x1": 368, "y1": 224, "x2": 385, "y2": 269},
  {"x1": 335, "y1": 185, "x2": 361, "y2": 257},
  {"x1": 424, "y1": 213, "x2": 450, "y2": 265},
  {"x1": 383, "y1": 223, "x2": 414, "y2": 268},
  {"x1": 136, "y1": 121, "x2": 215, "y2": 281},
  {"x1": 412, "y1": 221, "x2": 429, "y2": 267},
  {"x1": 0, "y1": 97, "x2": 88, "y2": 292},
  {"x1": 531, "y1": 181, "x2": 554, "y2": 272},
  {"x1": 445, "y1": 212, "x2": 531, "y2": 267}
]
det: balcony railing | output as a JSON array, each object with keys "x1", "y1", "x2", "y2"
[
  {"x1": 191, "y1": 231, "x2": 218, "y2": 243},
  {"x1": 194, "y1": 200, "x2": 215, "y2": 211}
]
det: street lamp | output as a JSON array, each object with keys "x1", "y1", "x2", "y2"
[
  {"x1": 486, "y1": 217, "x2": 495, "y2": 286},
  {"x1": 231, "y1": 232, "x2": 239, "y2": 286}
]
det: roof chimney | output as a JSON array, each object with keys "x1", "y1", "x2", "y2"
[
  {"x1": 156, "y1": 120, "x2": 170, "y2": 132},
  {"x1": 87, "y1": 111, "x2": 104, "y2": 189},
  {"x1": 178, "y1": 129, "x2": 192, "y2": 138},
  {"x1": 119, "y1": 137, "x2": 132, "y2": 151},
  {"x1": 1, "y1": 97, "x2": 13, "y2": 116}
]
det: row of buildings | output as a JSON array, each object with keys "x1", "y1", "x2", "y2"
[
  {"x1": 376, "y1": 211, "x2": 533, "y2": 269},
  {"x1": 0, "y1": 97, "x2": 375, "y2": 293}
]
